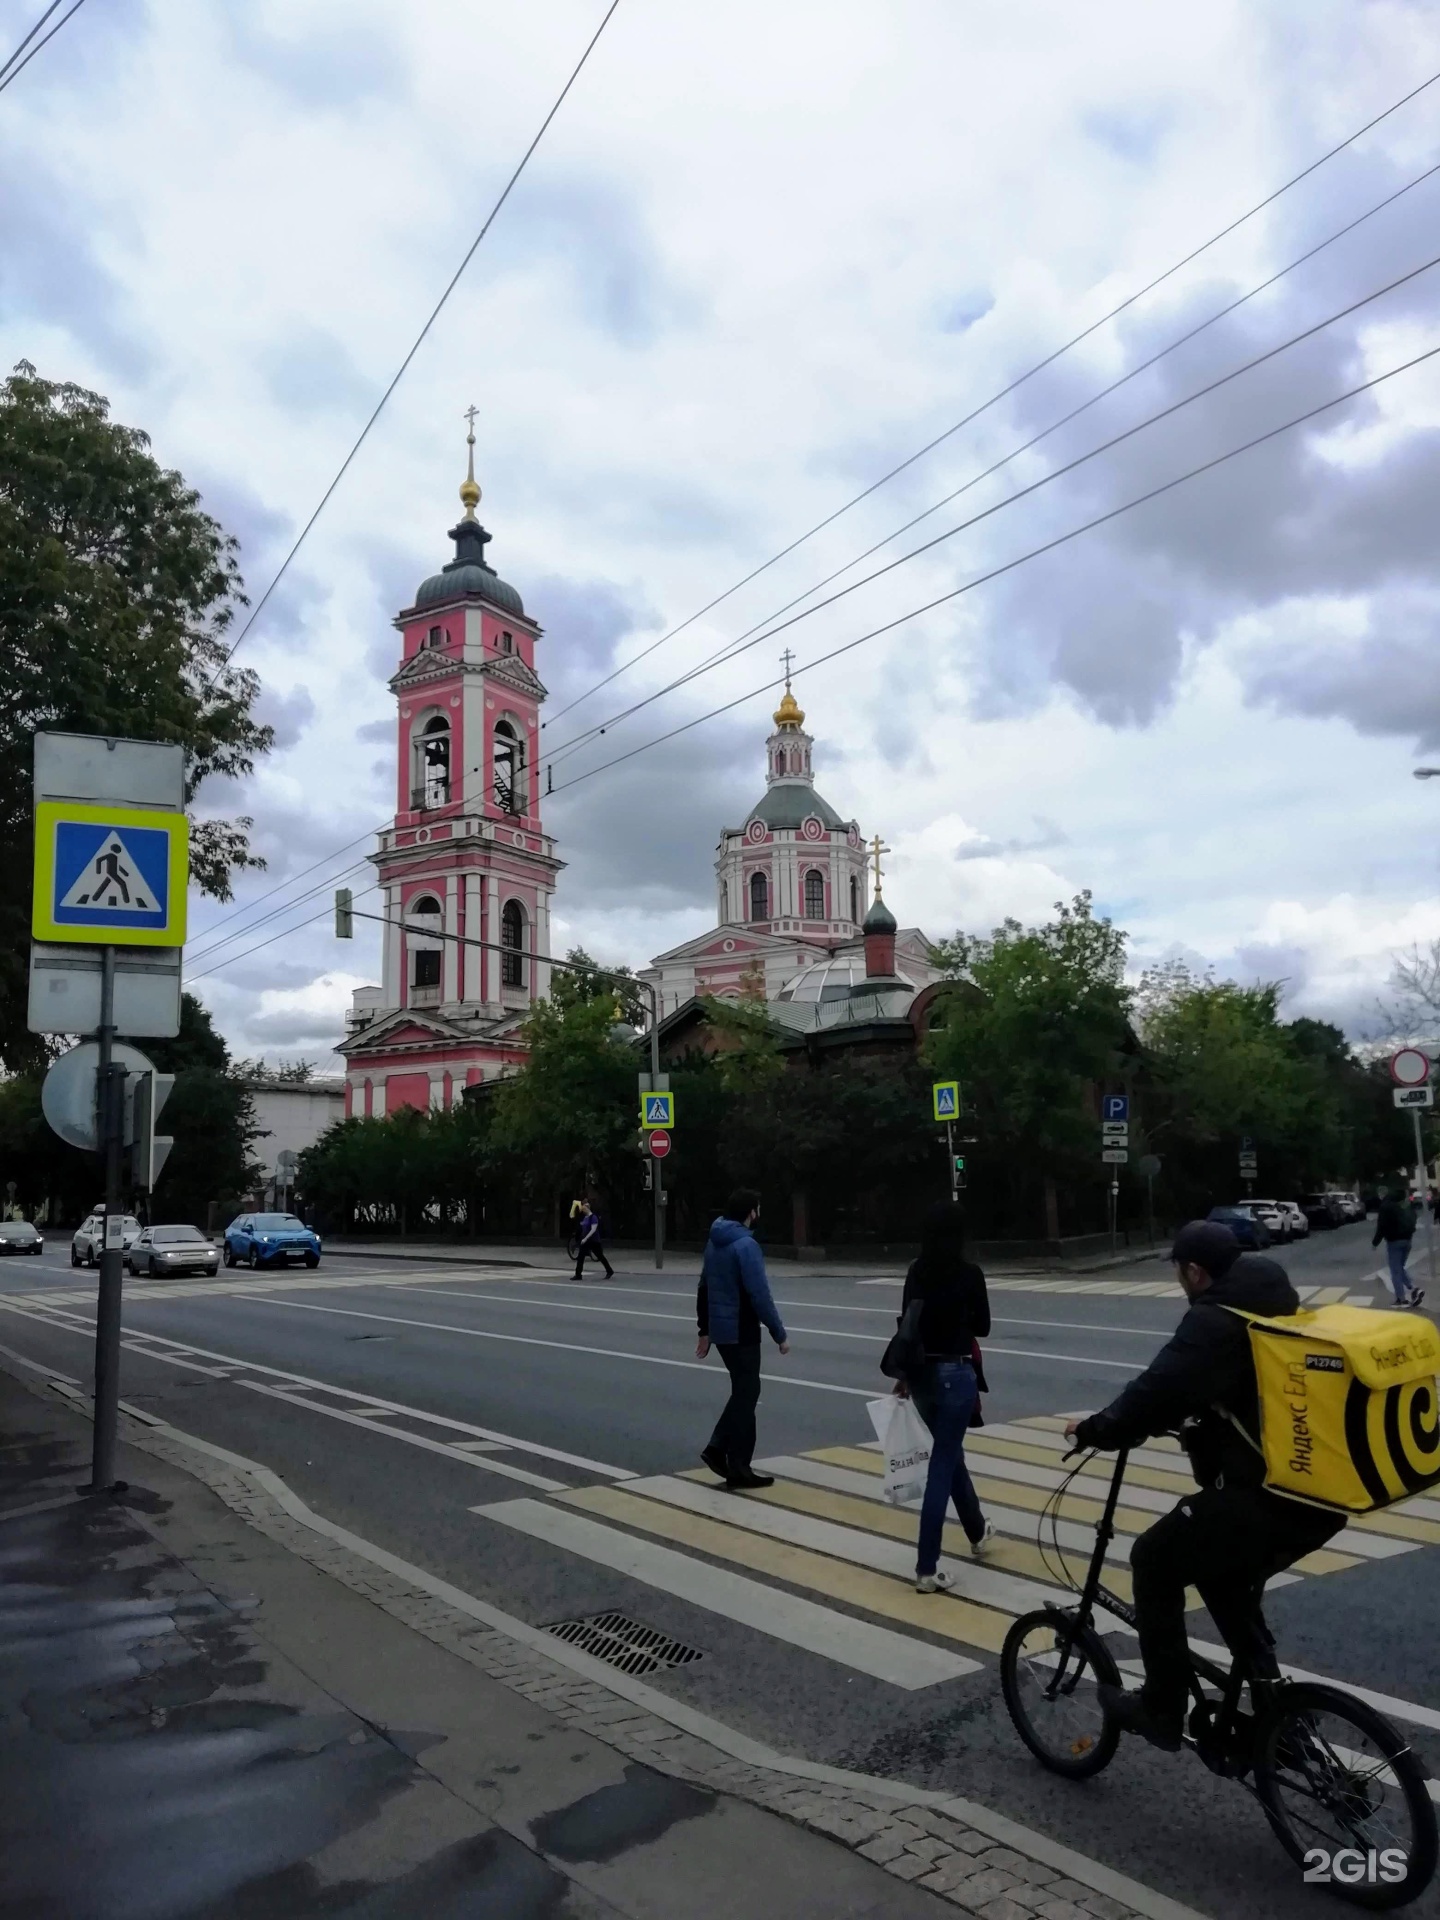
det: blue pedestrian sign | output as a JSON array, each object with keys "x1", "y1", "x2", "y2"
[
  {"x1": 32, "y1": 801, "x2": 188, "y2": 948},
  {"x1": 640, "y1": 1091, "x2": 674, "y2": 1129},
  {"x1": 1102, "y1": 1094, "x2": 1129, "y2": 1122},
  {"x1": 932, "y1": 1080, "x2": 959, "y2": 1121}
]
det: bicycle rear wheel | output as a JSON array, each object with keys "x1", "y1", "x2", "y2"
[
  {"x1": 1001, "y1": 1608, "x2": 1121, "y2": 1779},
  {"x1": 1254, "y1": 1681, "x2": 1438, "y2": 1909}
]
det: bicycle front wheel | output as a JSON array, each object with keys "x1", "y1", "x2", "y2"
[
  {"x1": 1255, "y1": 1681, "x2": 1438, "y2": 1909},
  {"x1": 1001, "y1": 1608, "x2": 1121, "y2": 1779}
]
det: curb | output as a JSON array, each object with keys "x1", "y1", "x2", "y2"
[{"x1": 0, "y1": 1347, "x2": 1206, "y2": 1920}]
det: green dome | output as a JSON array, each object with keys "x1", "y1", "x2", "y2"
[
  {"x1": 862, "y1": 894, "x2": 897, "y2": 935},
  {"x1": 414, "y1": 516, "x2": 524, "y2": 617},
  {"x1": 746, "y1": 782, "x2": 848, "y2": 831}
]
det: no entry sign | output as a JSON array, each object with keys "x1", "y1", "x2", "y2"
[
  {"x1": 647, "y1": 1128, "x2": 672, "y2": 1159},
  {"x1": 1390, "y1": 1048, "x2": 1432, "y2": 1086}
]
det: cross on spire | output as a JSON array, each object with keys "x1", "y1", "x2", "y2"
[
  {"x1": 459, "y1": 404, "x2": 481, "y2": 518},
  {"x1": 780, "y1": 647, "x2": 796, "y2": 690},
  {"x1": 868, "y1": 833, "x2": 890, "y2": 895}
]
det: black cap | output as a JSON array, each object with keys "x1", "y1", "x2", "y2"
[{"x1": 1169, "y1": 1219, "x2": 1241, "y2": 1278}]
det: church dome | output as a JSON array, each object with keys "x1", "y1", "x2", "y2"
[
  {"x1": 777, "y1": 953, "x2": 912, "y2": 1004},
  {"x1": 746, "y1": 782, "x2": 847, "y2": 831},
  {"x1": 415, "y1": 555, "x2": 525, "y2": 617},
  {"x1": 862, "y1": 893, "x2": 897, "y2": 935}
]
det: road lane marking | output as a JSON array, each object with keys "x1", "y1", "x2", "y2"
[
  {"x1": 475, "y1": 1495, "x2": 979, "y2": 1689},
  {"x1": 0, "y1": 1298, "x2": 632, "y2": 1479}
]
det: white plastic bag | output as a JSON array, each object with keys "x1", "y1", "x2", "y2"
[{"x1": 866, "y1": 1394, "x2": 932, "y2": 1507}]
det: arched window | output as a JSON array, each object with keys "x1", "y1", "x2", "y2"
[
  {"x1": 850, "y1": 875, "x2": 859, "y2": 924},
  {"x1": 749, "y1": 871, "x2": 768, "y2": 922},
  {"x1": 494, "y1": 719, "x2": 524, "y2": 815},
  {"x1": 407, "y1": 895, "x2": 443, "y2": 990},
  {"x1": 500, "y1": 900, "x2": 525, "y2": 987},
  {"x1": 412, "y1": 715, "x2": 450, "y2": 809},
  {"x1": 804, "y1": 869, "x2": 825, "y2": 920}
]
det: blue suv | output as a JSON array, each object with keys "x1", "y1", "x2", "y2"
[{"x1": 224, "y1": 1212, "x2": 322, "y2": 1270}]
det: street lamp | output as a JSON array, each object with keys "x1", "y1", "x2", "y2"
[{"x1": 1415, "y1": 769, "x2": 1440, "y2": 780}]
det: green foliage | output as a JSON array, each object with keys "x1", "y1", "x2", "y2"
[
  {"x1": 0, "y1": 363, "x2": 272, "y2": 1070},
  {"x1": 550, "y1": 945, "x2": 647, "y2": 1027},
  {"x1": 487, "y1": 987, "x2": 640, "y2": 1205},
  {"x1": 298, "y1": 1104, "x2": 486, "y2": 1232}
]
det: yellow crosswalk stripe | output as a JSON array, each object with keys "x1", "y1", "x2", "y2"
[
  {"x1": 967, "y1": 1434, "x2": 1197, "y2": 1497},
  {"x1": 558, "y1": 1484, "x2": 1016, "y2": 1652}
]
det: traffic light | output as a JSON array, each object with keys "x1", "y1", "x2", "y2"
[
  {"x1": 335, "y1": 887, "x2": 354, "y2": 938},
  {"x1": 953, "y1": 1154, "x2": 967, "y2": 1192},
  {"x1": 126, "y1": 1071, "x2": 175, "y2": 1193}
]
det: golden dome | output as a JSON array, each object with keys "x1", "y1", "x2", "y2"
[{"x1": 773, "y1": 688, "x2": 805, "y2": 730}]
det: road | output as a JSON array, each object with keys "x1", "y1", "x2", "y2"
[{"x1": 0, "y1": 1220, "x2": 1435, "y2": 1920}]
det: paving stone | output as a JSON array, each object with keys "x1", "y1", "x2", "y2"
[
  {"x1": 886, "y1": 1853, "x2": 935, "y2": 1882},
  {"x1": 946, "y1": 1867, "x2": 1021, "y2": 1905},
  {"x1": 857, "y1": 1822, "x2": 927, "y2": 1865},
  {"x1": 903, "y1": 1835, "x2": 952, "y2": 1864},
  {"x1": 976, "y1": 1899, "x2": 1036, "y2": 1920},
  {"x1": 1077, "y1": 1895, "x2": 1134, "y2": 1920}
]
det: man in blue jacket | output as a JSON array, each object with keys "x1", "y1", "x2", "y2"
[{"x1": 696, "y1": 1188, "x2": 789, "y2": 1489}]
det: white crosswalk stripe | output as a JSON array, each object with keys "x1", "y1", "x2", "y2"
[{"x1": 468, "y1": 1410, "x2": 1440, "y2": 1692}]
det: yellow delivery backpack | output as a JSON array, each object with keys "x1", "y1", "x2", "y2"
[{"x1": 1223, "y1": 1304, "x2": 1440, "y2": 1514}]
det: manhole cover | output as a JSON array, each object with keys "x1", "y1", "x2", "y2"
[{"x1": 545, "y1": 1610, "x2": 703, "y2": 1678}]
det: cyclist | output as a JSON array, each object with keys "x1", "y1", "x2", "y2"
[{"x1": 1065, "y1": 1219, "x2": 1345, "y2": 1752}]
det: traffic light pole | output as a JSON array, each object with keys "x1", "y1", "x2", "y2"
[
  {"x1": 1413, "y1": 1107, "x2": 1437, "y2": 1290},
  {"x1": 86, "y1": 945, "x2": 128, "y2": 1495},
  {"x1": 946, "y1": 1120, "x2": 958, "y2": 1203}
]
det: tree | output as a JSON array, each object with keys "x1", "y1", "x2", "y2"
[
  {"x1": 135, "y1": 996, "x2": 261, "y2": 1226},
  {"x1": 926, "y1": 893, "x2": 1133, "y2": 1238},
  {"x1": 549, "y1": 945, "x2": 647, "y2": 1027},
  {"x1": 1, "y1": 363, "x2": 273, "y2": 1071}
]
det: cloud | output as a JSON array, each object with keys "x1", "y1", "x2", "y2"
[
  {"x1": 223, "y1": 7, "x2": 409, "y2": 109},
  {"x1": 259, "y1": 323, "x2": 374, "y2": 419},
  {"x1": 252, "y1": 682, "x2": 317, "y2": 751}
]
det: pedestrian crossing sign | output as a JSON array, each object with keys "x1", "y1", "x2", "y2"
[
  {"x1": 640, "y1": 1091, "x2": 674, "y2": 1129},
  {"x1": 32, "y1": 801, "x2": 188, "y2": 947},
  {"x1": 932, "y1": 1080, "x2": 959, "y2": 1120}
]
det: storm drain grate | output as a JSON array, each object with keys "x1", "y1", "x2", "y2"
[{"x1": 544, "y1": 1609, "x2": 704, "y2": 1678}]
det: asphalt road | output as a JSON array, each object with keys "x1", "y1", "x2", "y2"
[{"x1": 1, "y1": 1220, "x2": 1435, "y2": 1920}]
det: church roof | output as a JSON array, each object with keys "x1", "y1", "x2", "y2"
[
  {"x1": 415, "y1": 516, "x2": 525, "y2": 617},
  {"x1": 746, "y1": 781, "x2": 848, "y2": 830}
]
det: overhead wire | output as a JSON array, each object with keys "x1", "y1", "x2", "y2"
[
  {"x1": 539, "y1": 61, "x2": 1440, "y2": 734},
  {"x1": 186, "y1": 857, "x2": 373, "y2": 968},
  {"x1": 542, "y1": 246, "x2": 1440, "y2": 776},
  {"x1": 548, "y1": 337, "x2": 1440, "y2": 798},
  {"x1": 206, "y1": 0, "x2": 621, "y2": 684},
  {"x1": 185, "y1": 827, "x2": 385, "y2": 958},
  {"x1": 541, "y1": 153, "x2": 1440, "y2": 775},
  {"x1": 0, "y1": 0, "x2": 63, "y2": 78},
  {"x1": 187, "y1": 887, "x2": 381, "y2": 985},
  {"x1": 0, "y1": 0, "x2": 85, "y2": 95}
]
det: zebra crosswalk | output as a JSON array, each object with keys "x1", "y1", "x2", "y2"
[
  {"x1": 477, "y1": 1412, "x2": 1440, "y2": 1691},
  {"x1": 861, "y1": 1274, "x2": 1396, "y2": 1306}
]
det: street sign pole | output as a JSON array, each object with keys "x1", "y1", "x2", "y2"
[
  {"x1": 946, "y1": 1119, "x2": 957, "y2": 1202},
  {"x1": 1413, "y1": 1106, "x2": 1437, "y2": 1290},
  {"x1": 87, "y1": 946, "x2": 128, "y2": 1495}
]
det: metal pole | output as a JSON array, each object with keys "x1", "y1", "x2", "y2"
[
  {"x1": 1109, "y1": 1180, "x2": 1118, "y2": 1257},
  {"x1": 646, "y1": 983, "x2": 664, "y2": 1270},
  {"x1": 87, "y1": 947, "x2": 127, "y2": 1494},
  {"x1": 1413, "y1": 1107, "x2": 1437, "y2": 1290},
  {"x1": 946, "y1": 1119, "x2": 957, "y2": 1202},
  {"x1": 1146, "y1": 1171, "x2": 1155, "y2": 1249}
]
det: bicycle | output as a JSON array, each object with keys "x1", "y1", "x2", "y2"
[{"x1": 999, "y1": 1445, "x2": 1438, "y2": 1910}]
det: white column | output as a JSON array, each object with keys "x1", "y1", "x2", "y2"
[
  {"x1": 485, "y1": 874, "x2": 500, "y2": 1002},
  {"x1": 429, "y1": 1073, "x2": 445, "y2": 1110},
  {"x1": 383, "y1": 884, "x2": 403, "y2": 1006},
  {"x1": 372, "y1": 1077, "x2": 387, "y2": 1119},
  {"x1": 463, "y1": 873, "x2": 482, "y2": 1001},
  {"x1": 535, "y1": 889, "x2": 551, "y2": 1000},
  {"x1": 442, "y1": 876, "x2": 459, "y2": 1002}
]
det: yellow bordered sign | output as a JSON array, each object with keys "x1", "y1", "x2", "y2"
[
  {"x1": 32, "y1": 800, "x2": 189, "y2": 947},
  {"x1": 640, "y1": 1090, "x2": 674, "y2": 1129},
  {"x1": 932, "y1": 1080, "x2": 959, "y2": 1121}
]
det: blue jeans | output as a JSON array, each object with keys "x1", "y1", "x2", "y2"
[
  {"x1": 1387, "y1": 1239, "x2": 1413, "y2": 1301},
  {"x1": 910, "y1": 1361, "x2": 986, "y2": 1576}
]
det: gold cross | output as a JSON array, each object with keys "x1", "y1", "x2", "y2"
[
  {"x1": 869, "y1": 833, "x2": 890, "y2": 893},
  {"x1": 780, "y1": 647, "x2": 796, "y2": 689},
  {"x1": 463, "y1": 403, "x2": 479, "y2": 437}
]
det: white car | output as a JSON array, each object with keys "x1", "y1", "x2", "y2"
[
  {"x1": 125, "y1": 1225, "x2": 221, "y2": 1278},
  {"x1": 1250, "y1": 1199, "x2": 1308, "y2": 1241},
  {"x1": 70, "y1": 1213, "x2": 142, "y2": 1267},
  {"x1": 1245, "y1": 1200, "x2": 1290, "y2": 1241}
]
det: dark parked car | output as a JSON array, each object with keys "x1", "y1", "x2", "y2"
[
  {"x1": 1207, "y1": 1204, "x2": 1272, "y2": 1250},
  {"x1": 0, "y1": 1220, "x2": 43, "y2": 1255},
  {"x1": 223, "y1": 1212, "x2": 321, "y2": 1270},
  {"x1": 1299, "y1": 1193, "x2": 1345, "y2": 1230}
]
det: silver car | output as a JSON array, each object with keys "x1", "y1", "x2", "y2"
[
  {"x1": 70, "y1": 1213, "x2": 142, "y2": 1267},
  {"x1": 125, "y1": 1225, "x2": 221, "y2": 1278}
]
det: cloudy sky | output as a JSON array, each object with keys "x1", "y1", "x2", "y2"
[{"x1": 7, "y1": 0, "x2": 1440, "y2": 1063}]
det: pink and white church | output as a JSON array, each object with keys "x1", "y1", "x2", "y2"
[
  {"x1": 340, "y1": 439, "x2": 939, "y2": 1115},
  {"x1": 339, "y1": 437, "x2": 561, "y2": 1117}
]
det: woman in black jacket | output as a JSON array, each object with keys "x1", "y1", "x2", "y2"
[{"x1": 895, "y1": 1201, "x2": 994, "y2": 1591}]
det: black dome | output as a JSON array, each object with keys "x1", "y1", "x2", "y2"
[
  {"x1": 862, "y1": 894, "x2": 897, "y2": 935},
  {"x1": 414, "y1": 516, "x2": 525, "y2": 617}
]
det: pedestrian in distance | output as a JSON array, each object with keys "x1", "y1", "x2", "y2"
[
  {"x1": 572, "y1": 1198, "x2": 614, "y2": 1282},
  {"x1": 1373, "y1": 1183, "x2": 1424, "y2": 1308},
  {"x1": 893, "y1": 1200, "x2": 995, "y2": 1592},
  {"x1": 696, "y1": 1188, "x2": 789, "y2": 1490}
]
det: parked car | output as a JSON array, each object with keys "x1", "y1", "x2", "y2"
[
  {"x1": 1323, "y1": 1190, "x2": 1365, "y2": 1223},
  {"x1": 0, "y1": 1219, "x2": 43, "y2": 1256},
  {"x1": 1244, "y1": 1200, "x2": 1290, "y2": 1242},
  {"x1": 1299, "y1": 1193, "x2": 1345, "y2": 1230},
  {"x1": 70, "y1": 1213, "x2": 142, "y2": 1267},
  {"x1": 1207, "y1": 1204, "x2": 1272, "y2": 1250},
  {"x1": 1276, "y1": 1200, "x2": 1309, "y2": 1239},
  {"x1": 223, "y1": 1212, "x2": 322, "y2": 1270},
  {"x1": 125, "y1": 1225, "x2": 221, "y2": 1278}
]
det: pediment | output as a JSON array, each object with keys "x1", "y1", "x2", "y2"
[
  {"x1": 482, "y1": 654, "x2": 548, "y2": 700},
  {"x1": 650, "y1": 924, "x2": 810, "y2": 965},
  {"x1": 339, "y1": 1008, "x2": 466, "y2": 1054}
]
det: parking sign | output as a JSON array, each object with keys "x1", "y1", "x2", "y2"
[{"x1": 1102, "y1": 1094, "x2": 1129, "y2": 1123}]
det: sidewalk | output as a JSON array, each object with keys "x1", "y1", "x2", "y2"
[
  {"x1": 320, "y1": 1237, "x2": 1170, "y2": 1282},
  {"x1": 0, "y1": 1360, "x2": 1190, "y2": 1920}
]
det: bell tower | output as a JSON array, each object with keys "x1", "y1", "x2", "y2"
[{"x1": 339, "y1": 414, "x2": 564, "y2": 1116}]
